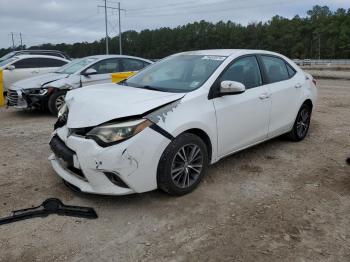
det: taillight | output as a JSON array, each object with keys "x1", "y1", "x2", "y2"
[{"x1": 312, "y1": 79, "x2": 317, "y2": 86}]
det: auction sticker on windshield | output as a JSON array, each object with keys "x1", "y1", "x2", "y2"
[{"x1": 201, "y1": 56, "x2": 226, "y2": 61}]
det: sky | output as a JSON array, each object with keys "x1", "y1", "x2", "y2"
[{"x1": 0, "y1": 0, "x2": 349, "y2": 49}]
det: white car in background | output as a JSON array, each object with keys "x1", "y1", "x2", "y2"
[
  {"x1": 0, "y1": 55, "x2": 69, "y2": 92},
  {"x1": 7, "y1": 55, "x2": 152, "y2": 115},
  {"x1": 50, "y1": 49, "x2": 317, "y2": 196}
]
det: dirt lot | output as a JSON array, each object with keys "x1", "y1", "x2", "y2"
[{"x1": 0, "y1": 79, "x2": 349, "y2": 262}]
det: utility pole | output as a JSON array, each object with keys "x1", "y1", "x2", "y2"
[
  {"x1": 318, "y1": 34, "x2": 321, "y2": 60},
  {"x1": 98, "y1": 1, "x2": 125, "y2": 55},
  {"x1": 118, "y1": 2, "x2": 122, "y2": 55},
  {"x1": 19, "y1": 33, "x2": 23, "y2": 50},
  {"x1": 104, "y1": 0, "x2": 109, "y2": 54},
  {"x1": 10, "y1": 32, "x2": 15, "y2": 50}
]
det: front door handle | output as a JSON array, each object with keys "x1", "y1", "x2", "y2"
[
  {"x1": 259, "y1": 93, "x2": 270, "y2": 100},
  {"x1": 295, "y1": 83, "x2": 302, "y2": 88},
  {"x1": 31, "y1": 70, "x2": 39, "y2": 74}
]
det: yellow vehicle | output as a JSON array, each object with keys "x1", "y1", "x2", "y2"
[
  {"x1": 111, "y1": 71, "x2": 137, "y2": 83},
  {"x1": 0, "y1": 69, "x2": 4, "y2": 106}
]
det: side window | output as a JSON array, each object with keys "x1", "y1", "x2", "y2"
[
  {"x1": 122, "y1": 59, "x2": 145, "y2": 71},
  {"x1": 13, "y1": 58, "x2": 39, "y2": 69},
  {"x1": 40, "y1": 58, "x2": 67, "y2": 67},
  {"x1": 220, "y1": 56, "x2": 262, "y2": 89},
  {"x1": 261, "y1": 56, "x2": 289, "y2": 83},
  {"x1": 286, "y1": 63, "x2": 296, "y2": 78},
  {"x1": 90, "y1": 58, "x2": 121, "y2": 74},
  {"x1": 13, "y1": 58, "x2": 65, "y2": 69}
]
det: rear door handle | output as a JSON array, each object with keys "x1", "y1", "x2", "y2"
[
  {"x1": 259, "y1": 93, "x2": 270, "y2": 100},
  {"x1": 295, "y1": 83, "x2": 302, "y2": 88},
  {"x1": 31, "y1": 71, "x2": 39, "y2": 74}
]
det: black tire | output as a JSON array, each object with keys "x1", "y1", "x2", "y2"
[
  {"x1": 286, "y1": 103, "x2": 312, "y2": 141},
  {"x1": 48, "y1": 90, "x2": 67, "y2": 116},
  {"x1": 157, "y1": 133, "x2": 209, "y2": 196}
]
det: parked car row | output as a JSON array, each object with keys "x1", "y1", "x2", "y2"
[{"x1": 2, "y1": 52, "x2": 152, "y2": 115}]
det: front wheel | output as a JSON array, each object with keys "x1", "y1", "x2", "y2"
[
  {"x1": 157, "y1": 133, "x2": 209, "y2": 196},
  {"x1": 286, "y1": 103, "x2": 312, "y2": 141},
  {"x1": 48, "y1": 90, "x2": 67, "y2": 116}
]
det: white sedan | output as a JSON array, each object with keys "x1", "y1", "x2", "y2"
[
  {"x1": 49, "y1": 49, "x2": 317, "y2": 196},
  {"x1": 0, "y1": 55, "x2": 69, "y2": 92}
]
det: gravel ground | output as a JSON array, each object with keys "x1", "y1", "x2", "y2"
[{"x1": 0, "y1": 79, "x2": 349, "y2": 262}]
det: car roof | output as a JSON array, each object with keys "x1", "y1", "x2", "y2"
[
  {"x1": 13, "y1": 54, "x2": 69, "y2": 61},
  {"x1": 177, "y1": 49, "x2": 283, "y2": 57},
  {"x1": 13, "y1": 49, "x2": 65, "y2": 54},
  {"x1": 85, "y1": 54, "x2": 153, "y2": 63}
]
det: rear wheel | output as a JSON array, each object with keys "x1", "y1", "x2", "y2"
[
  {"x1": 48, "y1": 90, "x2": 67, "y2": 116},
  {"x1": 157, "y1": 133, "x2": 208, "y2": 196},
  {"x1": 286, "y1": 103, "x2": 312, "y2": 141}
]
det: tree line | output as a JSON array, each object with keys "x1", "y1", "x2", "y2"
[{"x1": 1, "y1": 5, "x2": 350, "y2": 59}]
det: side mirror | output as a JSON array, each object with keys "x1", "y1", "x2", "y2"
[
  {"x1": 220, "y1": 81, "x2": 245, "y2": 95},
  {"x1": 5, "y1": 65, "x2": 15, "y2": 71},
  {"x1": 83, "y1": 68, "x2": 97, "y2": 76}
]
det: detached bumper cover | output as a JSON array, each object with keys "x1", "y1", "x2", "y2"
[{"x1": 7, "y1": 89, "x2": 48, "y2": 109}]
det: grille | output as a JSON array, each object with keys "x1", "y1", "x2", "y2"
[{"x1": 7, "y1": 90, "x2": 19, "y2": 106}]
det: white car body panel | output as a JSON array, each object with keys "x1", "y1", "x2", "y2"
[{"x1": 49, "y1": 49, "x2": 318, "y2": 195}]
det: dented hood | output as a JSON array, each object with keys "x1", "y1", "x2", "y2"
[
  {"x1": 10, "y1": 73, "x2": 69, "y2": 90},
  {"x1": 65, "y1": 83, "x2": 185, "y2": 128}
]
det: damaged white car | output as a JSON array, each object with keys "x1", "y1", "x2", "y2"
[{"x1": 49, "y1": 49, "x2": 317, "y2": 196}]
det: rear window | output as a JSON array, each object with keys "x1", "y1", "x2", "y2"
[{"x1": 286, "y1": 63, "x2": 296, "y2": 78}]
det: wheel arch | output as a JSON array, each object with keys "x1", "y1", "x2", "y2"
[
  {"x1": 303, "y1": 99, "x2": 313, "y2": 111},
  {"x1": 181, "y1": 128, "x2": 213, "y2": 163}
]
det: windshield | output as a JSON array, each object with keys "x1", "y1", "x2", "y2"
[
  {"x1": 0, "y1": 52, "x2": 16, "y2": 61},
  {"x1": 0, "y1": 57, "x2": 17, "y2": 67},
  {"x1": 125, "y1": 54, "x2": 226, "y2": 92},
  {"x1": 55, "y1": 57, "x2": 98, "y2": 74}
]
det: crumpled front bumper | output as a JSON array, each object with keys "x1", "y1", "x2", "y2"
[
  {"x1": 49, "y1": 125, "x2": 170, "y2": 195},
  {"x1": 7, "y1": 89, "x2": 49, "y2": 109}
]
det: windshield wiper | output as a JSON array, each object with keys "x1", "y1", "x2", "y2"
[{"x1": 138, "y1": 85, "x2": 166, "y2": 92}]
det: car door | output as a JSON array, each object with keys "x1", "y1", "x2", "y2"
[
  {"x1": 213, "y1": 55, "x2": 271, "y2": 157},
  {"x1": 259, "y1": 55, "x2": 304, "y2": 137},
  {"x1": 81, "y1": 58, "x2": 121, "y2": 86}
]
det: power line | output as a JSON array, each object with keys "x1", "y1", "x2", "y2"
[
  {"x1": 98, "y1": 1, "x2": 125, "y2": 54},
  {"x1": 126, "y1": 0, "x2": 299, "y2": 17}
]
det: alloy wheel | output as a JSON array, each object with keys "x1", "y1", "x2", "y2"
[
  {"x1": 55, "y1": 95, "x2": 66, "y2": 112},
  {"x1": 171, "y1": 144, "x2": 203, "y2": 188},
  {"x1": 296, "y1": 107, "x2": 310, "y2": 138}
]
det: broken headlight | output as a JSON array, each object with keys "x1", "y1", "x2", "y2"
[{"x1": 86, "y1": 119, "x2": 152, "y2": 146}]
